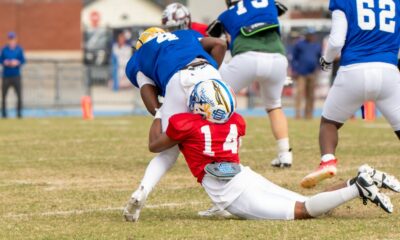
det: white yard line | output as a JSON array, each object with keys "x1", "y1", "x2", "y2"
[{"x1": 4, "y1": 201, "x2": 206, "y2": 219}]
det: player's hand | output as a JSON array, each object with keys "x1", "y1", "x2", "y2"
[
  {"x1": 207, "y1": 20, "x2": 224, "y2": 38},
  {"x1": 319, "y1": 57, "x2": 332, "y2": 71},
  {"x1": 275, "y1": 1, "x2": 288, "y2": 16}
]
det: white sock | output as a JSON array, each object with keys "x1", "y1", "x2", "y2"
[
  {"x1": 321, "y1": 154, "x2": 336, "y2": 162},
  {"x1": 139, "y1": 145, "x2": 179, "y2": 194},
  {"x1": 305, "y1": 185, "x2": 359, "y2": 217},
  {"x1": 276, "y1": 138, "x2": 290, "y2": 153}
]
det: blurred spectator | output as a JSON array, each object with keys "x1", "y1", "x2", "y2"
[
  {"x1": 0, "y1": 32, "x2": 25, "y2": 118},
  {"x1": 111, "y1": 31, "x2": 132, "y2": 90},
  {"x1": 291, "y1": 29, "x2": 321, "y2": 119}
]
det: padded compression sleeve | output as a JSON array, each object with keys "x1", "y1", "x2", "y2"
[{"x1": 324, "y1": 10, "x2": 347, "y2": 63}]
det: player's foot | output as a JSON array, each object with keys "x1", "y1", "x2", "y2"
[
  {"x1": 356, "y1": 172, "x2": 393, "y2": 213},
  {"x1": 198, "y1": 205, "x2": 232, "y2": 218},
  {"x1": 358, "y1": 164, "x2": 400, "y2": 192},
  {"x1": 300, "y1": 159, "x2": 337, "y2": 188},
  {"x1": 271, "y1": 149, "x2": 292, "y2": 168},
  {"x1": 123, "y1": 186, "x2": 148, "y2": 222}
]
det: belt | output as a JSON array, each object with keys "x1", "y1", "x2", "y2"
[{"x1": 182, "y1": 60, "x2": 209, "y2": 70}]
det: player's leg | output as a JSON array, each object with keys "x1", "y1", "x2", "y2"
[
  {"x1": 374, "y1": 66, "x2": 400, "y2": 141},
  {"x1": 1, "y1": 77, "x2": 10, "y2": 118},
  {"x1": 13, "y1": 76, "x2": 22, "y2": 118},
  {"x1": 219, "y1": 52, "x2": 257, "y2": 93},
  {"x1": 124, "y1": 74, "x2": 188, "y2": 222},
  {"x1": 305, "y1": 74, "x2": 316, "y2": 119},
  {"x1": 225, "y1": 168, "x2": 307, "y2": 220},
  {"x1": 301, "y1": 69, "x2": 365, "y2": 188},
  {"x1": 295, "y1": 75, "x2": 305, "y2": 119},
  {"x1": 257, "y1": 54, "x2": 292, "y2": 167}
]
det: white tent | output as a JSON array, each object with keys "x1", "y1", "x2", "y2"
[{"x1": 82, "y1": 0, "x2": 162, "y2": 29}]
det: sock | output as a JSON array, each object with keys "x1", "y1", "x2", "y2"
[
  {"x1": 321, "y1": 154, "x2": 336, "y2": 163},
  {"x1": 139, "y1": 145, "x2": 179, "y2": 194},
  {"x1": 304, "y1": 184, "x2": 359, "y2": 217},
  {"x1": 276, "y1": 138, "x2": 290, "y2": 153}
]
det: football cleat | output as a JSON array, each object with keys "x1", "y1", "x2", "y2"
[
  {"x1": 358, "y1": 164, "x2": 400, "y2": 192},
  {"x1": 300, "y1": 159, "x2": 337, "y2": 188},
  {"x1": 271, "y1": 149, "x2": 292, "y2": 168},
  {"x1": 123, "y1": 186, "x2": 148, "y2": 222},
  {"x1": 198, "y1": 204, "x2": 232, "y2": 218},
  {"x1": 356, "y1": 172, "x2": 393, "y2": 213}
]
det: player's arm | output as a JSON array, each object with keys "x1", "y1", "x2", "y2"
[
  {"x1": 141, "y1": 85, "x2": 161, "y2": 116},
  {"x1": 137, "y1": 71, "x2": 161, "y2": 116},
  {"x1": 200, "y1": 37, "x2": 227, "y2": 67},
  {"x1": 148, "y1": 117, "x2": 180, "y2": 153},
  {"x1": 321, "y1": 10, "x2": 348, "y2": 70}
]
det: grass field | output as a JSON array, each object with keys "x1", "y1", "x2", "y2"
[{"x1": 0, "y1": 116, "x2": 399, "y2": 239}]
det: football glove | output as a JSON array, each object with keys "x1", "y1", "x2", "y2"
[
  {"x1": 207, "y1": 20, "x2": 224, "y2": 38},
  {"x1": 275, "y1": 1, "x2": 288, "y2": 16},
  {"x1": 319, "y1": 57, "x2": 333, "y2": 71}
]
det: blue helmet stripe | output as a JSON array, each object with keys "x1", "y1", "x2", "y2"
[{"x1": 212, "y1": 79, "x2": 234, "y2": 118}]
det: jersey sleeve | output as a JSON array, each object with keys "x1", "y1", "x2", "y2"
[
  {"x1": 125, "y1": 53, "x2": 139, "y2": 88},
  {"x1": 166, "y1": 113, "x2": 196, "y2": 141},
  {"x1": 329, "y1": 0, "x2": 346, "y2": 12},
  {"x1": 234, "y1": 113, "x2": 246, "y2": 137}
]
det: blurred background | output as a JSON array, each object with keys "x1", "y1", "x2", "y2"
[{"x1": 0, "y1": 0, "x2": 334, "y2": 118}]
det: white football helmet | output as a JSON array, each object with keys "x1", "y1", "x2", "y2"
[
  {"x1": 189, "y1": 79, "x2": 236, "y2": 124},
  {"x1": 162, "y1": 3, "x2": 191, "y2": 31}
]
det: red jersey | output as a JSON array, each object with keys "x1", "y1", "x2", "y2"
[
  {"x1": 191, "y1": 22, "x2": 208, "y2": 37},
  {"x1": 166, "y1": 112, "x2": 246, "y2": 183}
]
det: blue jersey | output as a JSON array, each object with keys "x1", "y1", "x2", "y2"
[
  {"x1": 0, "y1": 45, "x2": 25, "y2": 78},
  {"x1": 126, "y1": 30, "x2": 218, "y2": 96},
  {"x1": 329, "y1": 0, "x2": 400, "y2": 66},
  {"x1": 218, "y1": 0, "x2": 279, "y2": 49}
]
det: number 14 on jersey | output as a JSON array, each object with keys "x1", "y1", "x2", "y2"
[{"x1": 201, "y1": 124, "x2": 239, "y2": 156}]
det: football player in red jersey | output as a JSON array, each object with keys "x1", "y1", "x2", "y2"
[
  {"x1": 161, "y1": 2, "x2": 208, "y2": 36},
  {"x1": 124, "y1": 79, "x2": 400, "y2": 221}
]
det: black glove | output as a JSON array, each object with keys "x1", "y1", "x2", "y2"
[
  {"x1": 275, "y1": 1, "x2": 288, "y2": 17},
  {"x1": 207, "y1": 20, "x2": 224, "y2": 38},
  {"x1": 319, "y1": 57, "x2": 333, "y2": 71}
]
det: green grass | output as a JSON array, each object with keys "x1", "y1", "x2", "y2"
[{"x1": 0, "y1": 116, "x2": 399, "y2": 239}]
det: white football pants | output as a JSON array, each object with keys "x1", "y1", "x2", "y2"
[
  {"x1": 202, "y1": 166, "x2": 308, "y2": 220},
  {"x1": 220, "y1": 51, "x2": 288, "y2": 110},
  {"x1": 323, "y1": 62, "x2": 400, "y2": 131}
]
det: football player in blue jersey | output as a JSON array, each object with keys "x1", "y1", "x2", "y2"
[
  {"x1": 123, "y1": 27, "x2": 228, "y2": 222},
  {"x1": 301, "y1": 0, "x2": 400, "y2": 188},
  {"x1": 208, "y1": 0, "x2": 293, "y2": 168}
]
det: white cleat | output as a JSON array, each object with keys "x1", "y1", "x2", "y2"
[
  {"x1": 198, "y1": 205, "x2": 232, "y2": 218},
  {"x1": 123, "y1": 186, "x2": 148, "y2": 222},
  {"x1": 356, "y1": 173, "x2": 393, "y2": 213},
  {"x1": 271, "y1": 149, "x2": 292, "y2": 168},
  {"x1": 358, "y1": 164, "x2": 400, "y2": 192}
]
